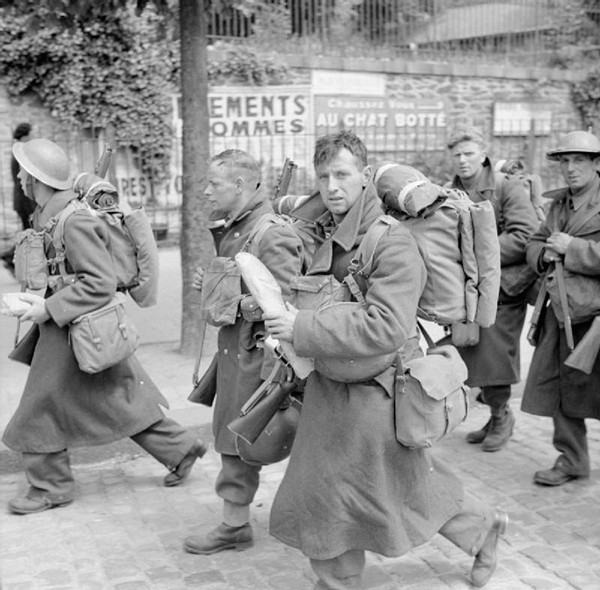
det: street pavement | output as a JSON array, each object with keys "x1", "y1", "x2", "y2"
[{"x1": 1, "y1": 248, "x2": 600, "y2": 589}]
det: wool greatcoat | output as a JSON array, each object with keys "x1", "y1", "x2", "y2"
[
  {"x1": 447, "y1": 159, "x2": 539, "y2": 387},
  {"x1": 3, "y1": 190, "x2": 168, "y2": 453},
  {"x1": 522, "y1": 174, "x2": 600, "y2": 420},
  {"x1": 209, "y1": 190, "x2": 305, "y2": 455},
  {"x1": 269, "y1": 184, "x2": 464, "y2": 560}
]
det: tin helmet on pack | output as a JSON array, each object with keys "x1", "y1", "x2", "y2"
[
  {"x1": 546, "y1": 131, "x2": 600, "y2": 161},
  {"x1": 12, "y1": 138, "x2": 71, "y2": 190}
]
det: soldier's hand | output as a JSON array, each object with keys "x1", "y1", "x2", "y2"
[
  {"x1": 263, "y1": 303, "x2": 298, "y2": 343},
  {"x1": 451, "y1": 321, "x2": 480, "y2": 347},
  {"x1": 192, "y1": 266, "x2": 204, "y2": 291},
  {"x1": 17, "y1": 293, "x2": 50, "y2": 324},
  {"x1": 542, "y1": 247, "x2": 561, "y2": 264},
  {"x1": 546, "y1": 232, "x2": 572, "y2": 256}
]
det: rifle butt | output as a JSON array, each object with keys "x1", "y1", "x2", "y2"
[{"x1": 564, "y1": 316, "x2": 600, "y2": 374}]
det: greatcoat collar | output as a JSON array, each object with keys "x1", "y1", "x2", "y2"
[
  {"x1": 450, "y1": 157, "x2": 496, "y2": 203},
  {"x1": 33, "y1": 190, "x2": 78, "y2": 230},
  {"x1": 308, "y1": 183, "x2": 384, "y2": 274}
]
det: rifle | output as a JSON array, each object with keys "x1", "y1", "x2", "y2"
[
  {"x1": 527, "y1": 272, "x2": 549, "y2": 347},
  {"x1": 228, "y1": 341, "x2": 301, "y2": 445},
  {"x1": 565, "y1": 315, "x2": 600, "y2": 374},
  {"x1": 274, "y1": 158, "x2": 297, "y2": 199},
  {"x1": 554, "y1": 257, "x2": 575, "y2": 351},
  {"x1": 94, "y1": 145, "x2": 113, "y2": 178}
]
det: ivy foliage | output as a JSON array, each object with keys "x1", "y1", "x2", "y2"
[
  {"x1": 0, "y1": 3, "x2": 177, "y2": 180},
  {"x1": 0, "y1": 2, "x2": 291, "y2": 180},
  {"x1": 572, "y1": 70, "x2": 600, "y2": 130},
  {"x1": 206, "y1": 45, "x2": 290, "y2": 86}
]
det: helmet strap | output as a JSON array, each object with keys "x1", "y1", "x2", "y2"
[{"x1": 23, "y1": 173, "x2": 36, "y2": 200}]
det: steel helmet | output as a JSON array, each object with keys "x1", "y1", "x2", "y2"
[
  {"x1": 12, "y1": 138, "x2": 71, "y2": 190},
  {"x1": 546, "y1": 131, "x2": 600, "y2": 161},
  {"x1": 235, "y1": 397, "x2": 301, "y2": 466}
]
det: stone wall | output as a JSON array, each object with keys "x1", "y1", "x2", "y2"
[{"x1": 0, "y1": 58, "x2": 586, "y2": 245}]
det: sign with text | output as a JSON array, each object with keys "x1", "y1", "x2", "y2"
[
  {"x1": 493, "y1": 102, "x2": 552, "y2": 136},
  {"x1": 314, "y1": 96, "x2": 447, "y2": 152},
  {"x1": 208, "y1": 85, "x2": 313, "y2": 167},
  {"x1": 312, "y1": 70, "x2": 386, "y2": 96}
]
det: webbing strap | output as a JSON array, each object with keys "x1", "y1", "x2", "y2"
[
  {"x1": 347, "y1": 215, "x2": 397, "y2": 279},
  {"x1": 343, "y1": 215, "x2": 398, "y2": 305},
  {"x1": 46, "y1": 199, "x2": 87, "y2": 279}
]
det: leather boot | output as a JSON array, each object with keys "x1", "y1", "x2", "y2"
[
  {"x1": 466, "y1": 418, "x2": 491, "y2": 444},
  {"x1": 481, "y1": 408, "x2": 515, "y2": 452},
  {"x1": 8, "y1": 495, "x2": 73, "y2": 515},
  {"x1": 164, "y1": 439, "x2": 208, "y2": 487},
  {"x1": 471, "y1": 510, "x2": 508, "y2": 587},
  {"x1": 184, "y1": 522, "x2": 254, "y2": 555}
]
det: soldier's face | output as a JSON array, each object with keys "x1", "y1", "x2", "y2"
[
  {"x1": 558, "y1": 153, "x2": 599, "y2": 191},
  {"x1": 450, "y1": 140, "x2": 486, "y2": 180},
  {"x1": 204, "y1": 162, "x2": 240, "y2": 220},
  {"x1": 18, "y1": 168, "x2": 35, "y2": 200},
  {"x1": 315, "y1": 148, "x2": 370, "y2": 220}
]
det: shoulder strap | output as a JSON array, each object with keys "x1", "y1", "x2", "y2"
[
  {"x1": 45, "y1": 199, "x2": 88, "y2": 277},
  {"x1": 350, "y1": 215, "x2": 398, "y2": 277},
  {"x1": 345, "y1": 215, "x2": 398, "y2": 305},
  {"x1": 242, "y1": 213, "x2": 287, "y2": 256}
]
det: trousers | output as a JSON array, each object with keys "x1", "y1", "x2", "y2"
[
  {"x1": 309, "y1": 494, "x2": 496, "y2": 589},
  {"x1": 21, "y1": 416, "x2": 196, "y2": 501},
  {"x1": 215, "y1": 454, "x2": 262, "y2": 525},
  {"x1": 552, "y1": 405, "x2": 590, "y2": 477},
  {"x1": 479, "y1": 384, "x2": 512, "y2": 414}
]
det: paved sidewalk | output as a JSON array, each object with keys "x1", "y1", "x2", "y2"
[{"x1": 2, "y1": 251, "x2": 600, "y2": 589}]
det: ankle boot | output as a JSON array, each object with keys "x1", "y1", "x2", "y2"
[
  {"x1": 184, "y1": 522, "x2": 253, "y2": 555},
  {"x1": 466, "y1": 418, "x2": 491, "y2": 444},
  {"x1": 471, "y1": 510, "x2": 508, "y2": 587},
  {"x1": 482, "y1": 408, "x2": 515, "y2": 452}
]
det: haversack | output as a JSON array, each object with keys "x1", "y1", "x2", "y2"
[
  {"x1": 394, "y1": 344, "x2": 469, "y2": 449},
  {"x1": 69, "y1": 293, "x2": 139, "y2": 373}
]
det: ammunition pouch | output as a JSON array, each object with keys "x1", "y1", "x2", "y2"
[
  {"x1": 290, "y1": 274, "x2": 396, "y2": 382},
  {"x1": 239, "y1": 294, "x2": 263, "y2": 323},
  {"x1": 13, "y1": 229, "x2": 49, "y2": 290},
  {"x1": 199, "y1": 257, "x2": 242, "y2": 327}
]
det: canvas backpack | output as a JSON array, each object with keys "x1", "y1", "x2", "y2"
[
  {"x1": 47, "y1": 187, "x2": 159, "y2": 308},
  {"x1": 200, "y1": 212, "x2": 314, "y2": 327},
  {"x1": 496, "y1": 159, "x2": 546, "y2": 223},
  {"x1": 374, "y1": 162, "x2": 501, "y2": 328}
]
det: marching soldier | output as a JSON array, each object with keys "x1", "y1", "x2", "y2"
[
  {"x1": 446, "y1": 127, "x2": 539, "y2": 452},
  {"x1": 264, "y1": 131, "x2": 507, "y2": 589},
  {"x1": 183, "y1": 149, "x2": 305, "y2": 554},
  {"x1": 5, "y1": 138, "x2": 206, "y2": 514}
]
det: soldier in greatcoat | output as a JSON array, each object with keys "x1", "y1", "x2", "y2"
[
  {"x1": 183, "y1": 149, "x2": 305, "y2": 555},
  {"x1": 445, "y1": 127, "x2": 539, "y2": 452},
  {"x1": 523, "y1": 130, "x2": 600, "y2": 486},
  {"x1": 4, "y1": 138, "x2": 206, "y2": 515},
  {"x1": 264, "y1": 131, "x2": 507, "y2": 589}
]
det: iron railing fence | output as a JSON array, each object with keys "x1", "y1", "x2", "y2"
[
  {"x1": 0, "y1": 119, "x2": 577, "y2": 253},
  {"x1": 208, "y1": 0, "x2": 600, "y2": 66}
]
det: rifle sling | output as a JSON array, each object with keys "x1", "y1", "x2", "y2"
[{"x1": 554, "y1": 259, "x2": 575, "y2": 350}]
